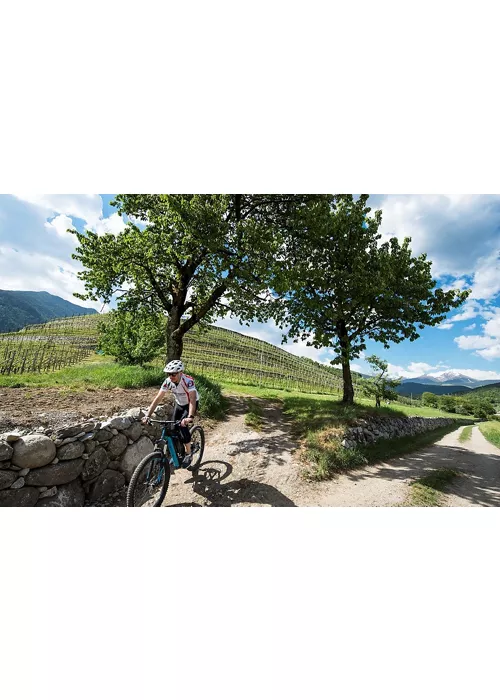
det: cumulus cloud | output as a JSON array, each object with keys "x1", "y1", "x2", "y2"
[
  {"x1": 44, "y1": 214, "x2": 75, "y2": 239},
  {"x1": 0, "y1": 245, "x2": 101, "y2": 310},
  {"x1": 12, "y1": 194, "x2": 103, "y2": 229},
  {"x1": 438, "y1": 323, "x2": 454, "y2": 330},
  {"x1": 376, "y1": 194, "x2": 500, "y2": 278},
  {"x1": 454, "y1": 308, "x2": 500, "y2": 360},
  {"x1": 464, "y1": 323, "x2": 476, "y2": 330}
]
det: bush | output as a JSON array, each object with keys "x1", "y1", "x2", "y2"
[
  {"x1": 191, "y1": 373, "x2": 227, "y2": 420},
  {"x1": 98, "y1": 310, "x2": 165, "y2": 366}
]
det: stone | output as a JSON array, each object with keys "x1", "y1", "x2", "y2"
[
  {"x1": 81, "y1": 447, "x2": 110, "y2": 482},
  {"x1": 124, "y1": 407, "x2": 145, "y2": 420},
  {"x1": 57, "y1": 441, "x2": 85, "y2": 461},
  {"x1": 81, "y1": 432, "x2": 95, "y2": 442},
  {"x1": 87, "y1": 469, "x2": 125, "y2": 503},
  {"x1": 0, "y1": 486, "x2": 39, "y2": 507},
  {"x1": 36, "y1": 480, "x2": 85, "y2": 507},
  {"x1": 123, "y1": 422, "x2": 143, "y2": 442},
  {"x1": 1, "y1": 462, "x2": 21, "y2": 471},
  {"x1": 52, "y1": 458, "x2": 59, "y2": 465},
  {"x1": 84, "y1": 440, "x2": 97, "y2": 455},
  {"x1": 56, "y1": 422, "x2": 97, "y2": 440},
  {"x1": 38, "y1": 486, "x2": 48, "y2": 492},
  {"x1": 82, "y1": 454, "x2": 89, "y2": 460},
  {"x1": 18, "y1": 468, "x2": 30, "y2": 477},
  {"x1": 119, "y1": 436, "x2": 155, "y2": 482},
  {"x1": 0, "y1": 432, "x2": 22, "y2": 443},
  {"x1": 102, "y1": 416, "x2": 132, "y2": 431},
  {"x1": 108, "y1": 460, "x2": 121, "y2": 471},
  {"x1": 0, "y1": 470, "x2": 18, "y2": 490},
  {"x1": 38, "y1": 486, "x2": 57, "y2": 499},
  {"x1": 0, "y1": 442, "x2": 13, "y2": 461},
  {"x1": 107, "y1": 433, "x2": 128, "y2": 459},
  {"x1": 95, "y1": 428, "x2": 114, "y2": 442},
  {"x1": 12, "y1": 435, "x2": 57, "y2": 469},
  {"x1": 25, "y1": 458, "x2": 84, "y2": 487},
  {"x1": 11, "y1": 477, "x2": 25, "y2": 489},
  {"x1": 60, "y1": 436, "x2": 79, "y2": 446}
]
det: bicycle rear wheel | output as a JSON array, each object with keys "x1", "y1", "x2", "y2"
[
  {"x1": 126, "y1": 451, "x2": 170, "y2": 507},
  {"x1": 189, "y1": 426, "x2": 205, "y2": 469}
]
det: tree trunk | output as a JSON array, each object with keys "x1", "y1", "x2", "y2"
[
  {"x1": 166, "y1": 307, "x2": 184, "y2": 362},
  {"x1": 341, "y1": 358, "x2": 354, "y2": 404},
  {"x1": 338, "y1": 323, "x2": 354, "y2": 404}
]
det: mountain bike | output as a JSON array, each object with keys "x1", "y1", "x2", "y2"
[{"x1": 126, "y1": 419, "x2": 205, "y2": 507}]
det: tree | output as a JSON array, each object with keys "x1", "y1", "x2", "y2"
[
  {"x1": 273, "y1": 195, "x2": 470, "y2": 404},
  {"x1": 362, "y1": 355, "x2": 401, "y2": 407},
  {"x1": 422, "y1": 392, "x2": 439, "y2": 408},
  {"x1": 98, "y1": 309, "x2": 165, "y2": 365},
  {"x1": 72, "y1": 195, "x2": 327, "y2": 361},
  {"x1": 438, "y1": 395, "x2": 457, "y2": 414}
]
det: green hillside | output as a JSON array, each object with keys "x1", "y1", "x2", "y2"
[
  {"x1": 459, "y1": 382, "x2": 500, "y2": 408},
  {"x1": 0, "y1": 290, "x2": 97, "y2": 332},
  {"x1": 0, "y1": 314, "x2": 359, "y2": 395}
]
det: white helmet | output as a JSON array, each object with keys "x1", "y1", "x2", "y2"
[{"x1": 164, "y1": 359, "x2": 184, "y2": 373}]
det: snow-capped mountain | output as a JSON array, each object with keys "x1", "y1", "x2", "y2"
[{"x1": 401, "y1": 371, "x2": 500, "y2": 388}]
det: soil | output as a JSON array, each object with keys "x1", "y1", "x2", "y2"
[
  {"x1": 1, "y1": 389, "x2": 499, "y2": 506},
  {"x1": 0, "y1": 387, "x2": 160, "y2": 432}
]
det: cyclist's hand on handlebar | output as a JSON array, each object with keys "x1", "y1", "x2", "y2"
[
  {"x1": 141, "y1": 416, "x2": 151, "y2": 425},
  {"x1": 181, "y1": 417, "x2": 194, "y2": 428}
]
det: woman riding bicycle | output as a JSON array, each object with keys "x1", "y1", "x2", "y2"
[{"x1": 142, "y1": 360, "x2": 199, "y2": 470}]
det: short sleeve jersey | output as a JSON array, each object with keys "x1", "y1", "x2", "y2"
[{"x1": 160, "y1": 373, "x2": 199, "y2": 406}]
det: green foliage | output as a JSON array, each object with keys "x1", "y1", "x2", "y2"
[
  {"x1": 190, "y1": 373, "x2": 227, "y2": 420},
  {"x1": 361, "y1": 355, "x2": 401, "y2": 407},
  {"x1": 72, "y1": 194, "x2": 328, "y2": 360},
  {"x1": 98, "y1": 310, "x2": 165, "y2": 366},
  {"x1": 272, "y1": 194, "x2": 470, "y2": 403},
  {"x1": 422, "y1": 391, "x2": 438, "y2": 408}
]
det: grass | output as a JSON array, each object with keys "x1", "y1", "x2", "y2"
[
  {"x1": 406, "y1": 469, "x2": 460, "y2": 506},
  {"x1": 244, "y1": 399, "x2": 264, "y2": 430},
  {"x1": 221, "y1": 384, "x2": 471, "y2": 481},
  {"x1": 478, "y1": 420, "x2": 500, "y2": 449},
  {"x1": 459, "y1": 425, "x2": 473, "y2": 443}
]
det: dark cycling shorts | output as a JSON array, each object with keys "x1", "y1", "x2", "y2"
[{"x1": 172, "y1": 400, "x2": 199, "y2": 443}]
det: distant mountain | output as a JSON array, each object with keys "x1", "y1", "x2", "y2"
[
  {"x1": 401, "y1": 371, "x2": 500, "y2": 389},
  {"x1": 0, "y1": 290, "x2": 97, "y2": 333},
  {"x1": 396, "y1": 382, "x2": 472, "y2": 397}
]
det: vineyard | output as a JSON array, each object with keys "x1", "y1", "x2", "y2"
[{"x1": 0, "y1": 314, "x2": 357, "y2": 395}]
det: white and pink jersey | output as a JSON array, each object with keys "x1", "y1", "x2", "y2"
[{"x1": 160, "y1": 372, "x2": 199, "y2": 406}]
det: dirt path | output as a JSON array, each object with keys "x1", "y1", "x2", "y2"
[{"x1": 162, "y1": 399, "x2": 500, "y2": 508}]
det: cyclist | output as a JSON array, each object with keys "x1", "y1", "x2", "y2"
[{"x1": 142, "y1": 359, "x2": 199, "y2": 469}]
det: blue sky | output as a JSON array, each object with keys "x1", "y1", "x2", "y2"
[{"x1": 0, "y1": 193, "x2": 499, "y2": 381}]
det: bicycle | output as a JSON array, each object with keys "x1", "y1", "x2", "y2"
[{"x1": 126, "y1": 419, "x2": 205, "y2": 507}]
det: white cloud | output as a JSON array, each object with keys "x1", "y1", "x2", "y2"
[
  {"x1": 438, "y1": 322, "x2": 454, "y2": 330},
  {"x1": 0, "y1": 245, "x2": 101, "y2": 310},
  {"x1": 376, "y1": 194, "x2": 500, "y2": 278},
  {"x1": 469, "y1": 250, "x2": 500, "y2": 301},
  {"x1": 407, "y1": 362, "x2": 440, "y2": 374},
  {"x1": 12, "y1": 194, "x2": 103, "y2": 229},
  {"x1": 93, "y1": 212, "x2": 127, "y2": 235},
  {"x1": 441, "y1": 278, "x2": 469, "y2": 292},
  {"x1": 464, "y1": 323, "x2": 476, "y2": 330},
  {"x1": 44, "y1": 214, "x2": 75, "y2": 239},
  {"x1": 454, "y1": 308, "x2": 500, "y2": 360},
  {"x1": 449, "y1": 299, "x2": 483, "y2": 323}
]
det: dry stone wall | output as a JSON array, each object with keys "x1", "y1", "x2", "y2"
[
  {"x1": 0, "y1": 405, "x2": 171, "y2": 507},
  {"x1": 341, "y1": 415, "x2": 474, "y2": 449}
]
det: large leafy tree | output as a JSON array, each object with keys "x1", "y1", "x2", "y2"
[
  {"x1": 72, "y1": 194, "x2": 326, "y2": 361},
  {"x1": 273, "y1": 195, "x2": 470, "y2": 404}
]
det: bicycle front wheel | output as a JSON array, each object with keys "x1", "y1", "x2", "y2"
[
  {"x1": 126, "y1": 451, "x2": 170, "y2": 507},
  {"x1": 189, "y1": 426, "x2": 205, "y2": 469}
]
